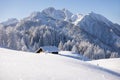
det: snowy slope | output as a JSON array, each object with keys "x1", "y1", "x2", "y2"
[
  {"x1": 88, "y1": 58, "x2": 120, "y2": 74},
  {"x1": 59, "y1": 51, "x2": 89, "y2": 61},
  {"x1": 0, "y1": 48, "x2": 120, "y2": 80}
]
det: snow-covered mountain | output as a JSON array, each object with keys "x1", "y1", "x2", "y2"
[
  {"x1": 78, "y1": 12, "x2": 120, "y2": 52},
  {"x1": 0, "y1": 7, "x2": 120, "y2": 59},
  {"x1": 0, "y1": 48, "x2": 120, "y2": 80},
  {"x1": 42, "y1": 7, "x2": 74, "y2": 21},
  {"x1": 24, "y1": 7, "x2": 82, "y2": 22},
  {"x1": 0, "y1": 18, "x2": 18, "y2": 27}
]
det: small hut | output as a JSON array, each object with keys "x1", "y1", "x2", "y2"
[{"x1": 36, "y1": 46, "x2": 59, "y2": 54}]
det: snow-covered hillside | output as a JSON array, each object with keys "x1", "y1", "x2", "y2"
[{"x1": 0, "y1": 48, "x2": 120, "y2": 80}]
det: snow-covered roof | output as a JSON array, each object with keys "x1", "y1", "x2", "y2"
[{"x1": 40, "y1": 46, "x2": 59, "y2": 52}]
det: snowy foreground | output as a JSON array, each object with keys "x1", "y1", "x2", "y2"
[
  {"x1": 0, "y1": 48, "x2": 120, "y2": 80},
  {"x1": 88, "y1": 58, "x2": 120, "y2": 74}
]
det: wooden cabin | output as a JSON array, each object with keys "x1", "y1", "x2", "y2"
[{"x1": 36, "y1": 46, "x2": 59, "y2": 54}]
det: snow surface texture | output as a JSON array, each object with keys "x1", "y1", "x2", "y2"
[
  {"x1": 59, "y1": 51, "x2": 89, "y2": 61},
  {"x1": 0, "y1": 48, "x2": 120, "y2": 80},
  {"x1": 88, "y1": 58, "x2": 120, "y2": 74}
]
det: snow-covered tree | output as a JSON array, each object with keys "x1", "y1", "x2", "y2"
[
  {"x1": 93, "y1": 46, "x2": 105, "y2": 59},
  {"x1": 21, "y1": 38, "x2": 28, "y2": 51},
  {"x1": 6, "y1": 27, "x2": 17, "y2": 49},
  {"x1": 84, "y1": 45, "x2": 93, "y2": 59},
  {"x1": 72, "y1": 45, "x2": 79, "y2": 53},
  {"x1": 110, "y1": 52, "x2": 119, "y2": 58},
  {"x1": 63, "y1": 40, "x2": 72, "y2": 51},
  {"x1": 0, "y1": 26, "x2": 8, "y2": 47},
  {"x1": 58, "y1": 41, "x2": 64, "y2": 50}
]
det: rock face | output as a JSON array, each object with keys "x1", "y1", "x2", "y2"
[{"x1": 0, "y1": 7, "x2": 120, "y2": 59}]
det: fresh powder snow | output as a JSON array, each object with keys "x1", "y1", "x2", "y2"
[
  {"x1": 88, "y1": 58, "x2": 120, "y2": 74},
  {"x1": 0, "y1": 48, "x2": 120, "y2": 80}
]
